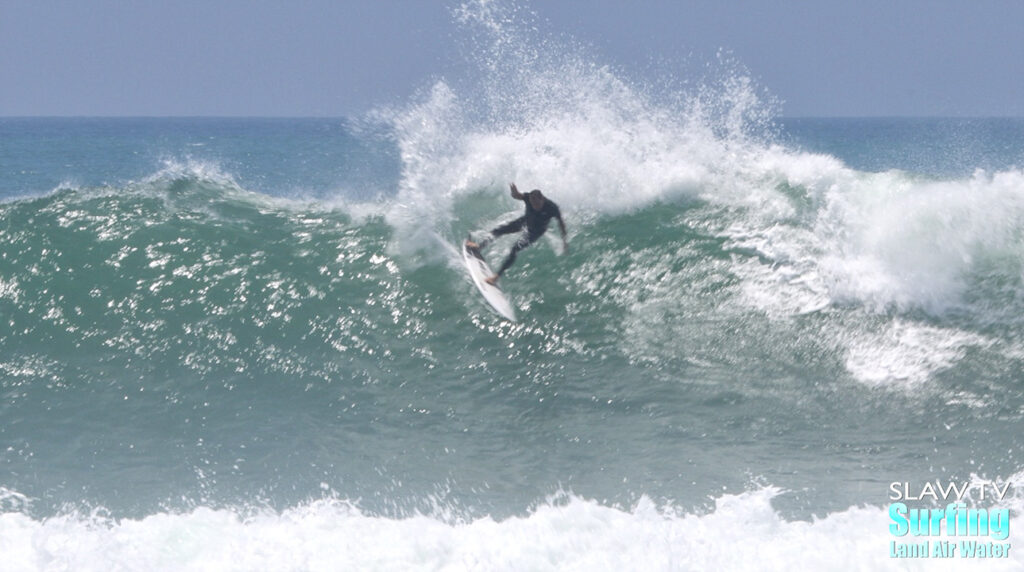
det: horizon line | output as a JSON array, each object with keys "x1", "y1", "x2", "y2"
[{"x1": 2, "y1": 114, "x2": 1023, "y2": 121}]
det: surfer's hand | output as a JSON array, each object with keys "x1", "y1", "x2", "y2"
[{"x1": 510, "y1": 183, "x2": 521, "y2": 199}]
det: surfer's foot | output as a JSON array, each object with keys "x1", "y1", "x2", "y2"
[
  {"x1": 465, "y1": 240, "x2": 480, "y2": 250},
  {"x1": 485, "y1": 275, "x2": 499, "y2": 286}
]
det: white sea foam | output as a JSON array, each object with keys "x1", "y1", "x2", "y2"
[
  {"x1": 4, "y1": 487, "x2": 1020, "y2": 571},
  {"x1": 724, "y1": 149, "x2": 1024, "y2": 317},
  {"x1": 842, "y1": 321, "x2": 990, "y2": 390},
  {"x1": 814, "y1": 169, "x2": 1024, "y2": 315},
  {"x1": 727, "y1": 160, "x2": 1023, "y2": 386}
]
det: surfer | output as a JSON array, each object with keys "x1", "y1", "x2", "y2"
[{"x1": 466, "y1": 183, "x2": 568, "y2": 285}]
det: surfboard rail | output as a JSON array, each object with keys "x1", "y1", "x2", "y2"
[{"x1": 462, "y1": 242, "x2": 517, "y2": 321}]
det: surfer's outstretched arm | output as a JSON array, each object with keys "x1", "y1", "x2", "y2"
[
  {"x1": 510, "y1": 182, "x2": 525, "y2": 201},
  {"x1": 557, "y1": 216, "x2": 569, "y2": 254}
]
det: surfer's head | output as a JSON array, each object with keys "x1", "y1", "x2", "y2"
[{"x1": 528, "y1": 189, "x2": 545, "y2": 209}]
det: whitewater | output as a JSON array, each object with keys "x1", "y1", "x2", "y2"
[{"x1": 2, "y1": 1, "x2": 1024, "y2": 570}]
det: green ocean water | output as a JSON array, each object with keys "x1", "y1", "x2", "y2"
[
  {"x1": 2, "y1": 2, "x2": 1024, "y2": 568},
  {"x1": 2, "y1": 140, "x2": 1023, "y2": 523}
]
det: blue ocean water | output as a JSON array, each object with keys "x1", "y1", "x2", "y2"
[{"x1": 3, "y1": 4, "x2": 1024, "y2": 571}]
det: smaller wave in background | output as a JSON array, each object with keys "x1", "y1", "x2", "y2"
[{"x1": 4, "y1": 482, "x2": 1024, "y2": 571}]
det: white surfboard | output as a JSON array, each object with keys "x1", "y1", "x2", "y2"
[{"x1": 462, "y1": 242, "x2": 516, "y2": 321}]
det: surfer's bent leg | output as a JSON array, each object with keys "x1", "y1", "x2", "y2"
[
  {"x1": 479, "y1": 217, "x2": 526, "y2": 250},
  {"x1": 496, "y1": 232, "x2": 538, "y2": 276}
]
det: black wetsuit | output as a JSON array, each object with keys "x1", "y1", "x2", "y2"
[{"x1": 479, "y1": 197, "x2": 562, "y2": 277}]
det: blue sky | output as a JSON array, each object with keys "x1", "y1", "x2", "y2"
[{"x1": 2, "y1": 0, "x2": 1022, "y2": 117}]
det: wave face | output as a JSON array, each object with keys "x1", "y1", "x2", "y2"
[{"x1": 3, "y1": 1, "x2": 1024, "y2": 568}]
